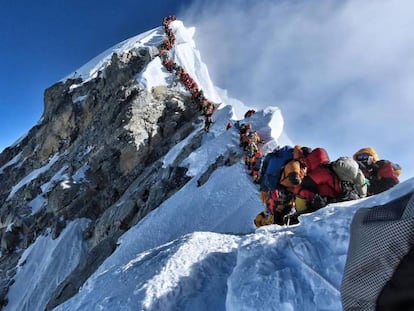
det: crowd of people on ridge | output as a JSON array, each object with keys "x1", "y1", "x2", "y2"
[
  {"x1": 160, "y1": 16, "x2": 219, "y2": 132},
  {"x1": 235, "y1": 112, "x2": 402, "y2": 228},
  {"x1": 160, "y1": 17, "x2": 411, "y2": 309},
  {"x1": 161, "y1": 16, "x2": 402, "y2": 228}
]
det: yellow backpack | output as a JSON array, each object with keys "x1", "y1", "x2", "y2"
[{"x1": 280, "y1": 160, "x2": 306, "y2": 191}]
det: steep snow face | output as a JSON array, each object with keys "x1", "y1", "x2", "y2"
[
  {"x1": 4, "y1": 219, "x2": 90, "y2": 311},
  {"x1": 169, "y1": 21, "x2": 222, "y2": 103},
  {"x1": 54, "y1": 232, "x2": 240, "y2": 311},
  {"x1": 139, "y1": 20, "x2": 222, "y2": 104},
  {"x1": 62, "y1": 27, "x2": 164, "y2": 83},
  {"x1": 51, "y1": 180, "x2": 414, "y2": 311},
  {"x1": 64, "y1": 20, "x2": 222, "y2": 107}
]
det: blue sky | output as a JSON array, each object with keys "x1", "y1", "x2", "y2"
[{"x1": 0, "y1": 0, "x2": 193, "y2": 151}]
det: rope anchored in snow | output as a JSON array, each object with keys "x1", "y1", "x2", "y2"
[{"x1": 159, "y1": 16, "x2": 219, "y2": 132}]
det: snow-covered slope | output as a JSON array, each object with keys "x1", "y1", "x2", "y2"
[
  {"x1": 4, "y1": 219, "x2": 90, "y2": 311},
  {"x1": 64, "y1": 21, "x2": 222, "y2": 104},
  {"x1": 3, "y1": 19, "x2": 414, "y2": 311},
  {"x1": 10, "y1": 176, "x2": 414, "y2": 311}
]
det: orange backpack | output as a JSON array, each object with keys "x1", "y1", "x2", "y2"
[{"x1": 280, "y1": 160, "x2": 306, "y2": 191}]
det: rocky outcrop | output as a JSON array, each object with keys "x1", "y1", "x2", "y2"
[
  {"x1": 197, "y1": 151, "x2": 244, "y2": 187},
  {"x1": 0, "y1": 46, "x2": 203, "y2": 307}
]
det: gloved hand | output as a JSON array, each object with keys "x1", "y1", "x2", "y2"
[
  {"x1": 311, "y1": 194, "x2": 328, "y2": 210},
  {"x1": 275, "y1": 203, "x2": 285, "y2": 213}
]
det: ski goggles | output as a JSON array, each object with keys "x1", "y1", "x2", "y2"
[{"x1": 356, "y1": 153, "x2": 374, "y2": 164}]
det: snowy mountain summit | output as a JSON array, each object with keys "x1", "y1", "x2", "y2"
[{"x1": 0, "y1": 19, "x2": 413, "y2": 311}]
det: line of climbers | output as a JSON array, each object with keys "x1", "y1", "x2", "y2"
[
  {"x1": 235, "y1": 118, "x2": 402, "y2": 228},
  {"x1": 160, "y1": 17, "x2": 403, "y2": 226},
  {"x1": 160, "y1": 16, "x2": 219, "y2": 132}
]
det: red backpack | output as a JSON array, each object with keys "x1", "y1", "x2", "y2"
[
  {"x1": 307, "y1": 166, "x2": 343, "y2": 198},
  {"x1": 377, "y1": 160, "x2": 400, "y2": 184},
  {"x1": 304, "y1": 148, "x2": 330, "y2": 171},
  {"x1": 293, "y1": 165, "x2": 343, "y2": 205}
]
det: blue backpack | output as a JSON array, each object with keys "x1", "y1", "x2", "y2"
[{"x1": 262, "y1": 146, "x2": 294, "y2": 190}]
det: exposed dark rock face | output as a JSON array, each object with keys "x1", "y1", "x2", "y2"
[
  {"x1": 0, "y1": 46, "x2": 203, "y2": 308},
  {"x1": 197, "y1": 151, "x2": 244, "y2": 187}
]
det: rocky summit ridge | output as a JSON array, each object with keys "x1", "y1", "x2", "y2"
[{"x1": 0, "y1": 20, "x2": 238, "y2": 308}]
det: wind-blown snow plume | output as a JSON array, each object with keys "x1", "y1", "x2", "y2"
[{"x1": 181, "y1": 0, "x2": 414, "y2": 179}]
